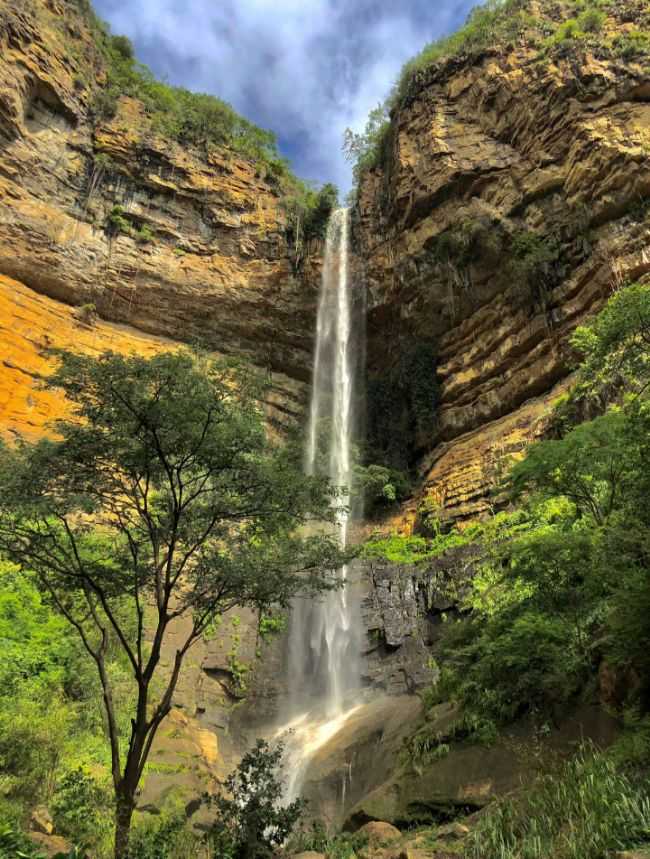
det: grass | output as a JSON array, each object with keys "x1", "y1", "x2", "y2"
[{"x1": 464, "y1": 747, "x2": 650, "y2": 859}]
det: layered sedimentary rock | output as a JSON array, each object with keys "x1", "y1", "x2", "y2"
[
  {"x1": 356, "y1": 3, "x2": 650, "y2": 524},
  {"x1": 0, "y1": 0, "x2": 318, "y2": 436}
]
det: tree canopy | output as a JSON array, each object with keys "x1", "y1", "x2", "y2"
[{"x1": 0, "y1": 349, "x2": 346, "y2": 858}]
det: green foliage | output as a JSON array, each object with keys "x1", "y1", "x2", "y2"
[
  {"x1": 506, "y1": 230, "x2": 562, "y2": 305},
  {"x1": 51, "y1": 769, "x2": 112, "y2": 848},
  {"x1": 288, "y1": 821, "x2": 368, "y2": 859},
  {"x1": 366, "y1": 339, "x2": 438, "y2": 471},
  {"x1": 464, "y1": 748, "x2": 650, "y2": 859},
  {"x1": 105, "y1": 207, "x2": 154, "y2": 244},
  {"x1": 353, "y1": 463, "x2": 412, "y2": 510},
  {"x1": 282, "y1": 182, "x2": 339, "y2": 268},
  {"x1": 578, "y1": 7, "x2": 606, "y2": 33},
  {"x1": 392, "y1": 0, "x2": 533, "y2": 107},
  {"x1": 124, "y1": 813, "x2": 198, "y2": 859},
  {"x1": 257, "y1": 611, "x2": 287, "y2": 640},
  {"x1": 206, "y1": 740, "x2": 304, "y2": 859},
  {"x1": 133, "y1": 224, "x2": 154, "y2": 244},
  {"x1": 405, "y1": 707, "x2": 498, "y2": 770},
  {"x1": 570, "y1": 283, "x2": 650, "y2": 400},
  {"x1": 430, "y1": 283, "x2": 650, "y2": 728},
  {"x1": 343, "y1": 103, "x2": 391, "y2": 187},
  {"x1": 428, "y1": 218, "x2": 503, "y2": 270},
  {"x1": 106, "y1": 205, "x2": 132, "y2": 236},
  {"x1": 0, "y1": 822, "x2": 46, "y2": 859},
  {"x1": 362, "y1": 526, "x2": 473, "y2": 565},
  {"x1": 613, "y1": 30, "x2": 650, "y2": 60},
  {"x1": 0, "y1": 350, "x2": 346, "y2": 855}
]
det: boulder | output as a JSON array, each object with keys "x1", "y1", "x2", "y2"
[
  {"x1": 29, "y1": 831, "x2": 71, "y2": 858},
  {"x1": 358, "y1": 820, "x2": 402, "y2": 847},
  {"x1": 30, "y1": 806, "x2": 54, "y2": 835}
]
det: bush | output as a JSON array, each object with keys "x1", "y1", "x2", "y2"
[
  {"x1": 613, "y1": 30, "x2": 650, "y2": 59},
  {"x1": 442, "y1": 610, "x2": 585, "y2": 724},
  {"x1": 124, "y1": 813, "x2": 197, "y2": 859},
  {"x1": 106, "y1": 205, "x2": 132, "y2": 237},
  {"x1": 0, "y1": 821, "x2": 46, "y2": 859},
  {"x1": 206, "y1": 739, "x2": 304, "y2": 859},
  {"x1": 51, "y1": 769, "x2": 111, "y2": 849},
  {"x1": 578, "y1": 8, "x2": 606, "y2": 32},
  {"x1": 506, "y1": 230, "x2": 562, "y2": 305},
  {"x1": 464, "y1": 748, "x2": 650, "y2": 859}
]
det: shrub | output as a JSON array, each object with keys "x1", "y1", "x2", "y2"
[
  {"x1": 106, "y1": 205, "x2": 132, "y2": 236},
  {"x1": 51, "y1": 769, "x2": 111, "y2": 849},
  {"x1": 124, "y1": 813, "x2": 197, "y2": 859},
  {"x1": 134, "y1": 224, "x2": 154, "y2": 244},
  {"x1": 90, "y1": 25, "x2": 280, "y2": 167},
  {"x1": 392, "y1": 0, "x2": 533, "y2": 106},
  {"x1": 0, "y1": 821, "x2": 46, "y2": 859},
  {"x1": 506, "y1": 230, "x2": 562, "y2": 304},
  {"x1": 613, "y1": 30, "x2": 650, "y2": 59},
  {"x1": 578, "y1": 8, "x2": 606, "y2": 32},
  {"x1": 206, "y1": 739, "x2": 304, "y2": 859}
]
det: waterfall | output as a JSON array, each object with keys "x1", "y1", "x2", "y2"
[{"x1": 277, "y1": 208, "x2": 362, "y2": 801}]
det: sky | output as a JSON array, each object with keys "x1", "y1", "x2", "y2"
[{"x1": 93, "y1": 0, "x2": 479, "y2": 191}]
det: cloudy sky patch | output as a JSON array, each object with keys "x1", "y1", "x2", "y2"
[{"x1": 93, "y1": 0, "x2": 478, "y2": 190}]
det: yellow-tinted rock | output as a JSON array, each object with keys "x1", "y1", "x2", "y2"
[{"x1": 0, "y1": 273, "x2": 171, "y2": 441}]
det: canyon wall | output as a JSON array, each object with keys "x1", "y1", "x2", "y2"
[{"x1": 355, "y1": 1, "x2": 650, "y2": 526}]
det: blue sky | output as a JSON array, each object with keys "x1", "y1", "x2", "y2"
[{"x1": 93, "y1": 0, "x2": 478, "y2": 191}]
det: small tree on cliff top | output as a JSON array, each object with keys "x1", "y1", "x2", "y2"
[{"x1": 0, "y1": 350, "x2": 346, "y2": 859}]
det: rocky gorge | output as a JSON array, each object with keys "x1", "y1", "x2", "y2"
[{"x1": 1, "y1": 0, "x2": 650, "y2": 856}]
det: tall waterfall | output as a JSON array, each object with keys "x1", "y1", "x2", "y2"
[{"x1": 278, "y1": 208, "x2": 362, "y2": 800}]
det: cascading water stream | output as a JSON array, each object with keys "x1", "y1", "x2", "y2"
[{"x1": 277, "y1": 208, "x2": 362, "y2": 802}]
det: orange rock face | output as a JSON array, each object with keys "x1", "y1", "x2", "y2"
[{"x1": 0, "y1": 273, "x2": 171, "y2": 441}]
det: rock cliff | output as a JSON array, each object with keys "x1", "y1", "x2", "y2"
[
  {"x1": 0, "y1": 0, "x2": 320, "y2": 437},
  {"x1": 355, "y1": 0, "x2": 650, "y2": 525}
]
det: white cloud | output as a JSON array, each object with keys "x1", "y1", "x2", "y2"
[{"x1": 94, "y1": 0, "x2": 477, "y2": 190}]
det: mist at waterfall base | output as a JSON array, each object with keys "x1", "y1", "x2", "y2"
[{"x1": 275, "y1": 209, "x2": 365, "y2": 804}]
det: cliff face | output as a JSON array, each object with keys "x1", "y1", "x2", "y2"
[
  {"x1": 0, "y1": 0, "x2": 319, "y2": 435},
  {"x1": 355, "y1": 1, "x2": 650, "y2": 524}
]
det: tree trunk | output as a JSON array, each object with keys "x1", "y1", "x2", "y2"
[{"x1": 114, "y1": 789, "x2": 136, "y2": 859}]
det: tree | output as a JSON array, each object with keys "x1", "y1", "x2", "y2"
[
  {"x1": 0, "y1": 350, "x2": 346, "y2": 859},
  {"x1": 207, "y1": 739, "x2": 304, "y2": 859}
]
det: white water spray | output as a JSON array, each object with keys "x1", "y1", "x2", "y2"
[{"x1": 278, "y1": 208, "x2": 362, "y2": 801}]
